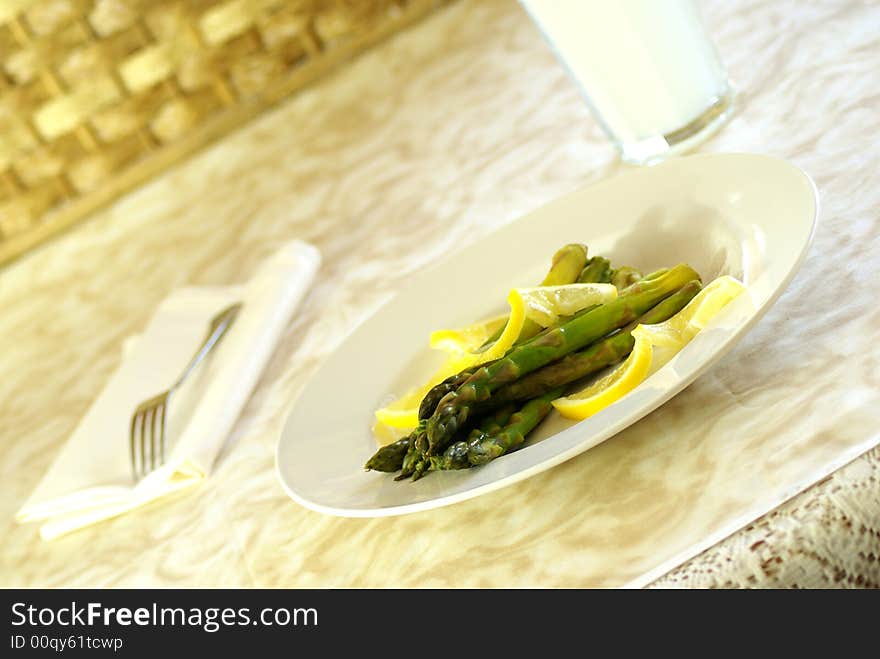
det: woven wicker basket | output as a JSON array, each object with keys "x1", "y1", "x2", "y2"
[{"x1": 0, "y1": 0, "x2": 448, "y2": 266}]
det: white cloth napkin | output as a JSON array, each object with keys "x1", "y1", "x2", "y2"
[{"x1": 16, "y1": 240, "x2": 320, "y2": 540}]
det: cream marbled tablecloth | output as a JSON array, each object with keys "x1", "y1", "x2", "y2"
[{"x1": 2, "y1": 0, "x2": 879, "y2": 587}]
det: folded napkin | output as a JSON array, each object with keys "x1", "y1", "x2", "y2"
[{"x1": 16, "y1": 240, "x2": 320, "y2": 540}]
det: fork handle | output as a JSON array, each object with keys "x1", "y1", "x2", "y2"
[{"x1": 172, "y1": 303, "x2": 243, "y2": 390}]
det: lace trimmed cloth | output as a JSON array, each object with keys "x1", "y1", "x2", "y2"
[{"x1": 650, "y1": 445, "x2": 880, "y2": 588}]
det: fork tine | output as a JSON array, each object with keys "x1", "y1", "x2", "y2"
[
  {"x1": 149, "y1": 403, "x2": 159, "y2": 473},
  {"x1": 158, "y1": 401, "x2": 167, "y2": 466},
  {"x1": 139, "y1": 407, "x2": 149, "y2": 479},
  {"x1": 130, "y1": 410, "x2": 139, "y2": 480}
]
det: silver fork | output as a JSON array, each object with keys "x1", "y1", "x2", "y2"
[{"x1": 129, "y1": 302, "x2": 242, "y2": 481}]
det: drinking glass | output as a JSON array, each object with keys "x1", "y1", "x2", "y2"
[{"x1": 521, "y1": 0, "x2": 734, "y2": 164}]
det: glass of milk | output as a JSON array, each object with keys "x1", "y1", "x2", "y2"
[{"x1": 521, "y1": 0, "x2": 734, "y2": 164}]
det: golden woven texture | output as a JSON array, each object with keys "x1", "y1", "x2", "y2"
[{"x1": 0, "y1": 0, "x2": 448, "y2": 265}]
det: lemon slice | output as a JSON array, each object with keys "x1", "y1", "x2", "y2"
[
  {"x1": 633, "y1": 275, "x2": 747, "y2": 350},
  {"x1": 375, "y1": 283, "x2": 617, "y2": 437},
  {"x1": 551, "y1": 331, "x2": 653, "y2": 420},
  {"x1": 510, "y1": 283, "x2": 618, "y2": 329},
  {"x1": 429, "y1": 315, "x2": 509, "y2": 354},
  {"x1": 429, "y1": 287, "x2": 525, "y2": 362}
]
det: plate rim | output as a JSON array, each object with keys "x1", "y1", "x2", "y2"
[{"x1": 276, "y1": 152, "x2": 820, "y2": 518}]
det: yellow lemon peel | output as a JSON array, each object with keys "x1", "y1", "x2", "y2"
[
  {"x1": 551, "y1": 331, "x2": 653, "y2": 420},
  {"x1": 633, "y1": 275, "x2": 747, "y2": 350}
]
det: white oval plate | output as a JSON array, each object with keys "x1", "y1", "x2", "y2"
[{"x1": 277, "y1": 153, "x2": 818, "y2": 517}]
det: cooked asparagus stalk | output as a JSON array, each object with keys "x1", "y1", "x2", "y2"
[
  {"x1": 425, "y1": 264, "x2": 701, "y2": 455},
  {"x1": 411, "y1": 406, "x2": 515, "y2": 479},
  {"x1": 425, "y1": 389, "x2": 561, "y2": 472},
  {"x1": 467, "y1": 388, "x2": 563, "y2": 465},
  {"x1": 395, "y1": 432, "x2": 425, "y2": 480},
  {"x1": 418, "y1": 369, "x2": 477, "y2": 421},
  {"x1": 364, "y1": 436, "x2": 411, "y2": 472},
  {"x1": 401, "y1": 404, "x2": 516, "y2": 478},
  {"x1": 540, "y1": 244, "x2": 589, "y2": 286},
  {"x1": 489, "y1": 281, "x2": 702, "y2": 405},
  {"x1": 419, "y1": 441, "x2": 470, "y2": 475},
  {"x1": 577, "y1": 256, "x2": 612, "y2": 283},
  {"x1": 641, "y1": 268, "x2": 668, "y2": 281},
  {"x1": 611, "y1": 266, "x2": 643, "y2": 289},
  {"x1": 364, "y1": 421, "x2": 426, "y2": 472}
]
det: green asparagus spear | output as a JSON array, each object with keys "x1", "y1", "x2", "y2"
[
  {"x1": 474, "y1": 405, "x2": 517, "y2": 435},
  {"x1": 364, "y1": 437, "x2": 411, "y2": 472},
  {"x1": 365, "y1": 421, "x2": 426, "y2": 472},
  {"x1": 418, "y1": 369, "x2": 477, "y2": 420},
  {"x1": 395, "y1": 425, "x2": 428, "y2": 480},
  {"x1": 409, "y1": 454, "x2": 430, "y2": 482},
  {"x1": 611, "y1": 266, "x2": 643, "y2": 289},
  {"x1": 411, "y1": 406, "x2": 516, "y2": 479},
  {"x1": 540, "y1": 244, "x2": 589, "y2": 286},
  {"x1": 467, "y1": 388, "x2": 563, "y2": 465},
  {"x1": 640, "y1": 267, "x2": 668, "y2": 281},
  {"x1": 489, "y1": 281, "x2": 702, "y2": 404},
  {"x1": 402, "y1": 404, "x2": 513, "y2": 478},
  {"x1": 425, "y1": 264, "x2": 701, "y2": 455},
  {"x1": 624, "y1": 279, "x2": 701, "y2": 327},
  {"x1": 577, "y1": 257, "x2": 612, "y2": 283},
  {"x1": 421, "y1": 442, "x2": 470, "y2": 474}
]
